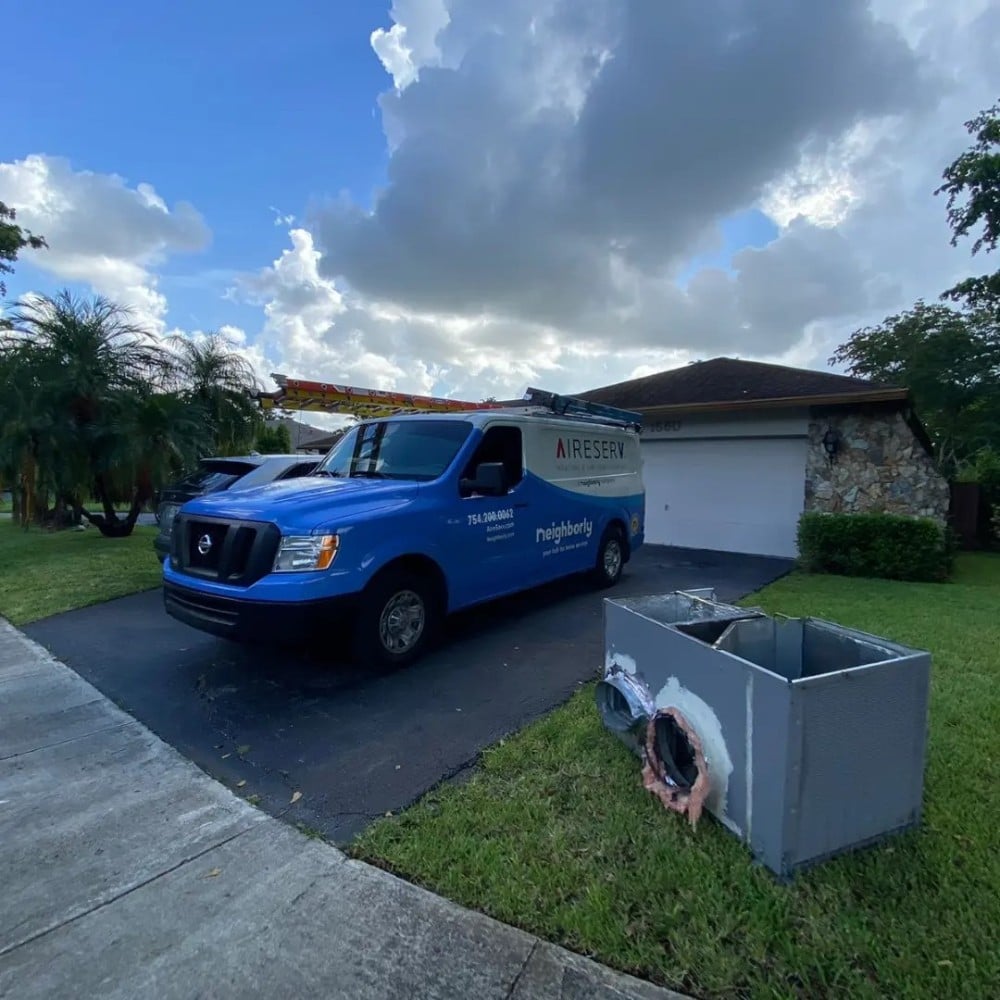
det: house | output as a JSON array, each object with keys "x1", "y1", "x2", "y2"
[
  {"x1": 580, "y1": 357, "x2": 949, "y2": 558},
  {"x1": 307, "y1": 428, "x2": 348, "y2": 453},
  {"x1": 275, "y1": 417, "x2": 344, "y2": 454}
]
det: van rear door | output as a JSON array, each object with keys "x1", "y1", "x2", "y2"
[{"x1": 524, "y1": 423, "x2": 642, "y2": 579}]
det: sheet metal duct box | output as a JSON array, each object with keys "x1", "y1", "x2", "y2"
[{"x1": 598, "y1": 591, "x2": 932, "y2": 878}]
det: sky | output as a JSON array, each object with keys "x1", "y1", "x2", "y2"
[{"x1": 2, "y1": 0, "x2": 998, "y2": 414}]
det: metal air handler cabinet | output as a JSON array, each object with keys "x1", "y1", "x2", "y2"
[{"x1": 597, "y1": 589, "x2": 932, "y2": 879}]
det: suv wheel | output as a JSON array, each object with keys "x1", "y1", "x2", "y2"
[
  {"x1": 353, "y1": 569, "x2": 438, "y2": 667},
  {"x1": 593, "y1": 524, "x2": 625, "y2": 588}
]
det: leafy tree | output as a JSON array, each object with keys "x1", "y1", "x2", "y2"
[
  {"x1": 115, "y1": 390, "x2": 212, "y2": 519},
  {"x1": 0, "y1": 292, "x2": 201, "y2": 535},
  {"x1": 0, "y1": 201, "x2": 46, "y2": 299},
  {"x1": 955, "y1": 447, "x2": 1000, "y2": 549},
  {"x1": 255, "y1": 419, "x2": 292, "y2": 454},
  {"x1": 2, "y1": 294, "x2": 268, "y2": 536},
  {"x1": 169, "y1": 332, "x2": 262, "y2": 455},
  {"x1": 936, "y1": 98, "x2": 1000, "y2": 312},
  {"x1": 0, "y1": 344, "x2": 51, "y2": 525},
  {"x1": 830, "y1": 300, "x2": 1000, "y2": 473}
]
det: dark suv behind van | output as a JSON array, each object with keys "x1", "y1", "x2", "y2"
[{"x1": 153, "y1": 454, "x2": 319, "y2": 561}]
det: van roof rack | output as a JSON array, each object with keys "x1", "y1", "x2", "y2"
[
  {"x1": 518, "y1": 388, "x2": 643, "y2": 430},
  {"x1": 259, "y1": 374, "x2": 642, "y2": 428}
]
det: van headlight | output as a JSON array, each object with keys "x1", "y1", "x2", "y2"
[{"x1": 273, "y1": 534, "x2": 339, "y2": 572}]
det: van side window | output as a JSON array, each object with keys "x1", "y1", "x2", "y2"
[{"x1": 462, "y1": 426, "x2": 523, "y2": 492}]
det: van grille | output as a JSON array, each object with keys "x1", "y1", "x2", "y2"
[{"x1": 171, "y1": 515, "x2": 280, "y2": 586}]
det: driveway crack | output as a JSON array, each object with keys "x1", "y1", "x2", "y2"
[
  {"x1": 0, "y1": 722, "x2": 131, "y2": 761},
  {"x1": 505, "y1": 941, "x2": 538, "y2": 999}
]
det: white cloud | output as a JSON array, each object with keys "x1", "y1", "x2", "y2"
[
  {"x1": 0, "y1": 154, "x2": 209, "y2": 332},
  {"x1": 8, "y1": 1, "x2": 998, "y2": 411},
  {"x1": 228, "y1": 227, "x2": 572, "y2": 402},
  {"x1": 760, "y1": 123, "x2": 879, "y2": 229},
  {"x1": 371, "y1": 0, "x2": 450, "y2": 90},
  {"x1": 319, "y1": 0, "x2": 925, "y2": 333},
  {"x1": 270, "y1": 206, "x2": 297, "y2": 227},
  {"x1": 300, "y1": 0, "x2": 998, "y2": 389}
]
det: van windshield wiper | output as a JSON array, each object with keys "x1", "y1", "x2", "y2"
[
  {"x1": 350, "y1": 469, "x2": 386, "y2": 479},
  {"x1": 313, "y1": 469, "x2": 342, "y2": 477}
]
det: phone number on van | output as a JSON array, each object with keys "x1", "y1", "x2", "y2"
[{"x1": 468, "y1": 508, "x2": 515, "y2": 526}]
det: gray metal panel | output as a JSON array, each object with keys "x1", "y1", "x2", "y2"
[
  {"x1": 601, "y1": 593, "x2": 932, "y2": 879},
  {"x1": 781, "y1": 686, "x2": 806, "y2": 878},
  {"x1": 799, "y1": 620, "x2": 894, "y2": 677},
  {"x1": 786, "y1": 653, "x2": 931, "y2": 867},
  {"x1": 774, "y1": 619, "x2": 805, "y2": 681},
  {"x1": 680, "y1": 646, "x2": 752, "y2": 838},
  {"x1": 714, "y1": 618, "x2": 775, "y2": 673},
  {"x1": 747, "y1": 667, "x2": 793, "y2": 874},
  {"x1": 610, "y1": 591, "x2": 760, "y2": 628},
  {"x1": 604, "y1": 601, "x2": 753, "y2": 837},
  {"x1": 715, "y1": 617, "x2": 805, "y2": 681}
]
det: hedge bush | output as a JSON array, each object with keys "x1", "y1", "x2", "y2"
[{"x1": 796, "y1": 511, "x2": 953, "y2": 582}]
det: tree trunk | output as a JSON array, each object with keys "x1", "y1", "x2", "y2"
[
  {"x1": 20, "y1": 455, "x2": 36, "y2": 529},
  {"x1": 53, "y1": 495, "x2": 83, "y2": 529},
  {"x1": 32, "y1": 486, "x2": 56, "y2": 527},
  {"x1": 10, "y1": 481, "x2": 22, "y2": 526},
  {"x1": 83, "y1": 472, "x2": 126, "y2": 535},
  {"x1": 93, "y1": 518, "x2": 136, "y2": 538},
  {"x1": 81, "y1": 474, "x2": 151, "y2": 538},
  {"x1": 95, "y1": 473, "x2": 118, "y2": 522}
]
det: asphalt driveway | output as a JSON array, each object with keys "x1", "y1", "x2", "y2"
[{"x1": 24, "y1": 546, "x2": 791, "y2": 843}]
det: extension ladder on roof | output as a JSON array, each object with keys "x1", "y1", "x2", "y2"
[{"x1": 259, "y1": 374, "x2": 642, "y2": 428}]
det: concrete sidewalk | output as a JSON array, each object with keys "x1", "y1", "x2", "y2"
[{"x1": 0, "y1": 621, "x2": 682, "y2": 1000}]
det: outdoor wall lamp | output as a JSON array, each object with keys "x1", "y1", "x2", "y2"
[{"x1": 823, "y1": 426, "x2": 841, "y2": 465}]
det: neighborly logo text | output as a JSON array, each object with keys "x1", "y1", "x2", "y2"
[{"x1": 536, "y1": 518, "x2": 594, "y2": 545}]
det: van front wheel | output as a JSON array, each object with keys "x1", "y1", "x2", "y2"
[
  {"x1": 353, "y1": 569, "x2": 437, "y2": 667},
  {"x1": 593, "y1": 525, "x2": 625, "y2": 588}
]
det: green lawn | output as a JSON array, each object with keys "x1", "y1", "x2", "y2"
[
  {"x1": 353, "y1": 554, "x2": 1000, "y2": 999},
  {"x1": 0, "y1": 521, "x2": 162, "y2": 625}
]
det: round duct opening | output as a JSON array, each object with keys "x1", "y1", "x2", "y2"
[
  {"x1": 595, "y1": 678, "x2": 645, "y2": 732},
  {"x1": 652, "y1": 712, "x2": 699, "y2": 790}
]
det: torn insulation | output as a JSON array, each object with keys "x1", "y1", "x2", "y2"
[{"x1": 640, "y1": 707, "x2": 711, "y2": 827}]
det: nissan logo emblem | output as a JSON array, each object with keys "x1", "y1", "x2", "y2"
[{"x1": 197, "y1": 534, "x2": 213, "y2": 556}]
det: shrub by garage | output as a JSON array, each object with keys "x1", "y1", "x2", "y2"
[{"x1": 796, "y1": 511, "x2": 953, "y2": 582}]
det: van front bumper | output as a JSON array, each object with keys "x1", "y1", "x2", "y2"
[{"x1": 163, "y1": 581, "x2": 357, "y2": 642}]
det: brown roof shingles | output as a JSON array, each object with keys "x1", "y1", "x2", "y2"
[{"x1": 578, "y1": 357, "x2": 904, "y2": 411}]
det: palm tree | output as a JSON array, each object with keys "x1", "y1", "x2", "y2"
[
  {"x1": 3, "y1": 293, "x2": 267, "y2": 537},
  {"x1": 96, "y1": 388, "x2": 211, "y2": 534},
  {"x1": 168, "y1": 332, "x2": 263, "y2": 455},
  {"x1": 2, "y1": 291, "x2": 179, "y2": 535},
  {"x1": 0, "y1": 320, "x2": 84, "y2": 526}
]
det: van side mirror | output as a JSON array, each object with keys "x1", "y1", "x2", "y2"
[{"x1": 460, "y1": 462, "x2": 507, "y2": 497}]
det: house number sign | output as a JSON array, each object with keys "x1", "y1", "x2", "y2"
[{"x1": 641, "y1": 420, "x2": 683, "y2": 435}]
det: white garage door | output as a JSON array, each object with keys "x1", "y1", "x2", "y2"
[{"x1": 641, "y1": 437, "x2": 807, "y2": 557}]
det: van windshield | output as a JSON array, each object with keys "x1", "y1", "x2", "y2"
[{"x1": 315, "y1": 419, "x2": 472, "y2": 482}]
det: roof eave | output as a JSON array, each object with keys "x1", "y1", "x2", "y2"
[{"x1": 631, "y1": 388, "x2": 909, "y2": 419}]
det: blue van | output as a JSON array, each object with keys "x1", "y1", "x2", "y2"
[{"x1": 162, "y1": 400, "x2": 645, "y2": 665}]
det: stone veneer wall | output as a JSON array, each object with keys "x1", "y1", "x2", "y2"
[{"x1": 805, "y1": 409, "x2": 950, "y2": 522}]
